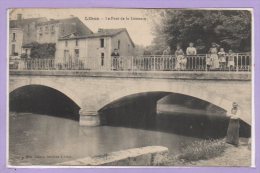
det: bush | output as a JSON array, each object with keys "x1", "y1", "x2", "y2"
[
  {"x1": 20, "y1": 53, "x2": 28, "y2": 59},
  {"x1": 178, "y1": 139, "x2": 227, "y2": 162},
  {"x1": 30, "y1": 42, "x2": 56, "y2": 59}
]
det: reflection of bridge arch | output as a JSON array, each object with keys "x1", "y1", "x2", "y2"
[{"x1": 9, "y1": 83, "x2": 83, "y2": 109}]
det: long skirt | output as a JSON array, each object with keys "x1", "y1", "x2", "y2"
[
  {"x1": 226, "y1": 117, "x2": 240, "y2": 146},
  {"x1": 211, "y1": 54, "x2": 219, "y2": 69}
]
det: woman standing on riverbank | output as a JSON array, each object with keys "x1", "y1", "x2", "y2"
[{"x1": 226, "y1": 102, "x2": 241, "y2": 146}]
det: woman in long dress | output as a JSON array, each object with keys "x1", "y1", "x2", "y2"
[
  {"x1": 175, "y1": 45, "x2": 185, "y2": 70},
  {"x1": 208, "y1": 43, "x2": 219, "y2": 70},
  {"x1": 226, "y1": 102, "x2": 241, "y2": 146}
]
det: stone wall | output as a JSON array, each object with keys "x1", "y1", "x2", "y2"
[{"x1": 57, "y1": 146, "x2": 169, "y2": 166}]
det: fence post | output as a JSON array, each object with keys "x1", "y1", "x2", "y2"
[
  {"x1": 205, "y1": 54, "x2": 208, "y2": 71},
  {"x1": 153, "y1": 56, "x2": 156, "y2": 71},
  {"x1": 236, "y1": 53, "x2": 239, "y2": 72}
]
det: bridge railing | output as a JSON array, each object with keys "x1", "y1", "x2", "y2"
[
  {"x1": 111, "y1": 53, "x2": 251, "y2": 71},
  {"x1": 9, "y1": 53, "x2": 251, "y2": 72}
]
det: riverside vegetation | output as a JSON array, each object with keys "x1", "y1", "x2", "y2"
[{"x1": 160, "y1": 139, "x2": 228, "y2": 166}]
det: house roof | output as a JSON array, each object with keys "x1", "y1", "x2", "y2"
[
  {"x1": 59, "y1": 28, "x2": 135, "y2": 47},
  {"x1": 10, "y1": 17, "x2": 47, "y2": 28},
  {"x1": 37, "y1": 17, "x2": 93, "y2": 37}
]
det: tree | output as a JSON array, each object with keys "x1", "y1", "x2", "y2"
[
  {"x1": 30, "y1": 42, "x2": 56, "y2": 59},
  {"x1": 149, "y1": 10, "x2": 251, "y2": 53}
]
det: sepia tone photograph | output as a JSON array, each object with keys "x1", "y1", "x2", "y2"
[{"x1": 8, "y1": 8, "x2": 252, "y2": 167}]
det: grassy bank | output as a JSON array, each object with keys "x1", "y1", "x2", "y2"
[{"x1": 160, "y1": 139, "x2": 228, "y2": 166}]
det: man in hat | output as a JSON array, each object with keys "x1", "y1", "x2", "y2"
[{"x1": 111, "y1": 48, "x2": 120, "y2": 70}]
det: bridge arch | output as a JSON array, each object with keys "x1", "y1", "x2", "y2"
[
  {"x1": 9, "y1": 83, "x2": 83, "y2": 109},
  {"x1": 98, "y1": 84, "x2": 234, "y2": 114}
]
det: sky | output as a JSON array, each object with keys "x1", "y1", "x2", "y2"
[{"x1": 9, "y1": 8, "x2": 156, "y2": 46}]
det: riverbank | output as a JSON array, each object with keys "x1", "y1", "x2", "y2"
[{"x1": 163, "y1": 138, "x2": 251, "y2": 167}]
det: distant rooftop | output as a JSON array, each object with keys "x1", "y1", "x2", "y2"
[
  {"x1": 59, "y1": 28, "x2": 135, "y2": 47},
  {"x1": 37, "y1": 16, "x2": 93, "y2": 38},
  {"x1": 10, "y1": 17, "x2": 47, "y2": 28}
]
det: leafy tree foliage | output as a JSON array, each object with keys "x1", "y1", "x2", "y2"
[
  {"x1": 149, "y1": 10, "x2": 251, "y2": 54},
  {"x1": 30, "y1": 42, "x2": 56, "y2": 59}
]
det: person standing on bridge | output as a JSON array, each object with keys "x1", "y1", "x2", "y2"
[
  {"x1": 175, "y1": 45, "x2": 186, "y2": 70},
  {"x1": 186, "y1": 42, "x2": 197, "y2": 55},
  {"x1": 218, "y1": 48, "x2": 227, "y2": 70},
  {"x1": 227, "y1": 49, "x2": 235, "y2": 71},
  {"x1": 163, "y1": 46, "x2": 171, "y2": 55},
  {"x1": 186, "y1": 42, "x2": 197, "y2": 70},
  {"x1": 208, "y1": 42, "x2": 220, "y2": 70},
  {"x1": 162, "y1": 46, "x2": 171, "y2": 70},
  {"x1": 226, "y1": 102, "x2": 241, "y2": 146},
  {"x1": 111, "y1": 48, "x2": 120, "y2": 70}
]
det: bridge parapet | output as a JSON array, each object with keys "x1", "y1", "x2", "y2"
[
  {"x1": 9, "y1": 70, "x2": 251, "y2": 81},
  {"x1": 9, "y1": 53, "x2": 251, "y2": 72}
]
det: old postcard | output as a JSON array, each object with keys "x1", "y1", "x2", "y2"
[{"x1": 8, "y1": 8, "x2": 252, "y2": 167}]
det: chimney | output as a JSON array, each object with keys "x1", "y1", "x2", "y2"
[{"x1": 17, "y1": 14, "x2": 22, "y2": 21}]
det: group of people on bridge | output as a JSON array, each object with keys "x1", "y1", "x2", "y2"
[{"x1": 162, "y1": 42, "x2": 237, "y2": 70}]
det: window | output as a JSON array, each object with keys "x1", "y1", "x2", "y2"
[
  {"x1": 75, "y1": 49, "x2": 79, "y2": 58},
  {"x1": 100, "y1": 38, "x2": 104, "y2": 48},
  {"x1": 76, "y1": 39, "x2": 78, "y2": 46},
  {"x1": 12, "y1": 33, "x2": 16, "y2": 41},
  {"x1": 128, "y1": 44, "x2": 130, "y2": 52},
  {"x1": 118, "y1": 40, "x2": 120, "y2": 49},
  {"x1": 45, "y1": 26, "x2": 49, "y2": 33},
  {"x1": 101, "y1": 53, "x2": 104, "y2": 66},
  {"x1": 64, "y1": 50, "x2": 69, "y2": 59},
  {"x1": 51, "y1": 25, "x2": 55, "y2": 32},
  {"x1": 39, "y1": 27, "x2": 43, "y2": 32},
  {"x1": 11, "y1": 44, "x2": 15, "y2": 55},
  {"x1": 65, "y1": 40, "x2": 68, "y2": 47},
  {"x1": 25, "y1": 49, "x2": 28, "y2": 54}
]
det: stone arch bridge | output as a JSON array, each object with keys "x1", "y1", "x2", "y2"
[{"x1": 9, "y1": 70, "x2": 252, "y2": 126}]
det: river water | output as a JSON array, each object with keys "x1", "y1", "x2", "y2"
[{"x1": 9, "y1": 104, "x2": 250, "y2": 166}]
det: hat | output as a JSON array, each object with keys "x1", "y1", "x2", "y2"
[{"x1": 232, "y1": 102, "x2": 238, "y2": 107}]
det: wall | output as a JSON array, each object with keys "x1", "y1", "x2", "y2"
[
  {"x1": 57, "y1": 37, "x2": 112, "y2": 70},
  {"x1": 9, "y1": 28, "x2": 23, "y2": 58},
  {"x1": 87, "y1": 37, "x2": 112, "y2": 70},
  {"x1": 37, "y1": 23, "x2": 60, "y2": 43},
  {"x1": 55, "y1": 39, "x2": 88, "y2": 64},
  {"x1": 22, "y1": 20, "x2": 44, "y2": 44},
  {"x1": 111, "y1": 31, "x2": 135, "y2": 56},
  {"x1": 57, "y1": 146, "x2": 169, "y2": 166}
]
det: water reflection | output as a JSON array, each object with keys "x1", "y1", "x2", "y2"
[{"x1": 9, "y1": 112, "x2": 200, "y2": 165}]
